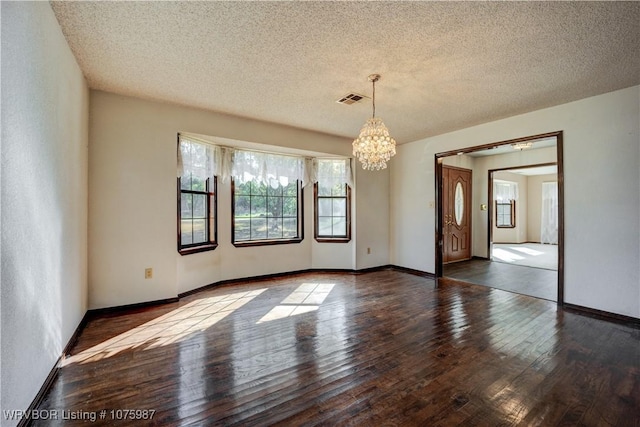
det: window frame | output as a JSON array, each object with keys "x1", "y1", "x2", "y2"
[
  {"x1": 177, "y1": 176, "x2": 218, "y2": 256},
  {"x1": 495, "y1": 199, "x2": 516, "y2": 228},
  {"x1": 314, "y1": 182, "x2": 352, "y2": 243},
  {"x1": 231, "y1": 178, "x2": 304, "y2": 247}
]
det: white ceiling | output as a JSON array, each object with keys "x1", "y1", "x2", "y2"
[{"x1": 50, "y1": 1, "x2": 640, "y2": 144}]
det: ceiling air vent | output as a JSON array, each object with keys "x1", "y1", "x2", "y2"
[{"x1": 336, "y1": 93, "x2": 366, "y2": 105}]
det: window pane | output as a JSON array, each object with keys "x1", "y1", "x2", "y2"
[
  {"x1": 282, "y1": 197, "x2": 297, "y2": 216},
  {"x1": 267, "y1": 184, "x2": 283, "y2": 197},
  {"x1": 181, "y1": 194, "x2": 193, "y2": 219},
  {"x1": 267, "y1": 218, "x2": 283, "y2": 239},
  {"x1": 318, "y1": 217, "x2": 332, "y2": 236},
  {"x1": 318, "y1": 184, "x2": 332, "y2": 197},
  {"x1": 178, "y1": 138, "x2": 217, "y2": 252},
  {"x1": 267, "y1": 197, "x2": 283, "y2": 217},
  {"x1": 181, "y1": 220, "x2": 193, "y2": 245},
  {"x1": 332, "y1": 217, "x2": 347, "y2": 236},
  {"x1": 236, "y1": 182, "x2": 251, "y2": 196},
  {"x1": 314, "y1": 180, "x2": 350, "y2": 242},
  {"x1": 283, "y1": 182, "x2": 297, "y2": 196},
  {"x1": 232, "y1": 178, "x2": 299, "y2": 244},
  {"x1": 234, "y1": 217, "x2": 250, "y2": 241},
  {"x1": 193, "y1": 194, "x2": 206, "y2": 218},
  {"x1": 251, "y1": 197, "x2": 266, "y2": 217},
  {"x1": 192, "y1": 219, "x2": 207, "y2": 244},
  {"x1": 283, "y1": 218, "x2": 298, "y2": 238},
  {"x1": 191, "y1": 175, "x2": 206, "y2": 192},
  {"x1": 251, "y1": 218, "x2": 267, "y2": 240},
  {"x1": 331, "y1": 183, "x2": 346, "y2": 197},
  {"x1": 181, "y1": 175, "x2": 192, "y2": 190},
  {"x1": 332, "y1": 199, "x2": 346, "y2": 216},
  {"x1": 318, "y1": 198, "x2": 331, "y2": 216},
  {"x1": 235, "y1": 195, "x2": 250, "y2": 217},
  {"x1": 251, "y1": 181, "x2": 266, "y2": 196}
]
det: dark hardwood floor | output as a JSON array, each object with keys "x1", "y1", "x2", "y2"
[
  {"x1": 32, "y1": 270, "x2": 638, "y2": 426},
  {"x1": 444, "y1": 258, "x2": 557, "y2": 301}
]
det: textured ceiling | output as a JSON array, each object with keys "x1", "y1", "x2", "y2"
[{"x1": 50, "y1": 1, "x2": 640, "y2": 144}]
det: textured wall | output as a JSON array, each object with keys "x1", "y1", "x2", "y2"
[{"x1": 1, "y1": 2, "x2": 89, "y2": 424}]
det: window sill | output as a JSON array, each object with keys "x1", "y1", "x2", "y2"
[
  {"x1": 179, "y1": 243, "x2": 218, "y2": 256},
  {"x1": 315, "y1": 237, "x2": 351, "y2": 243},
  {"x1": 232, "y1": 237, "x2": 303, "y2": 248}
]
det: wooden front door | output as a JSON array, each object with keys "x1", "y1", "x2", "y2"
[{"x1": 443, "y1": 166, "x2": 472, "y2": 263}]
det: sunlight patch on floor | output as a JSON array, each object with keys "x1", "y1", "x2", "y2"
[
  {"x1": 509, "y1": 247, "x2": 544, "y2": 256},
  {"x1": 492, "y1": 248, "x2": 525, "y2": 263},
  {"x1": 257, "y1": 283, "x2": 334, "y2": 324},
  {"x1": 62, "y1": 289, "x2": 267, "y2": 366}
]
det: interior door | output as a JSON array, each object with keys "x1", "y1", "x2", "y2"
[{"x1": 443, "y1": 166, "x2": 472, "y2": 263}]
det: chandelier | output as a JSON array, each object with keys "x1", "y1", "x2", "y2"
[
  {"x1": 512, "y1": 141, "x2": 533, "y2": 150},
  {"x1": 352, "y1": 74, "x2": 397, "y2": 170}
]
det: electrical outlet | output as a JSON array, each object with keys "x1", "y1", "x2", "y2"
[
  {"x1": 145, "y1": 268, "x2": 153, "y2": 279},
  {"x1": 367, "y1": 247, "x2": 371, "y2": 254}
]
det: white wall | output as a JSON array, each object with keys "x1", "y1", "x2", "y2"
[
  {"x1": 355, "y1": 167, "x2": 390, "y2": 269},
  {"x1": 90, "y1": 91, "x2": 387, "y2": 307},
  {"x1": 1, "y1": 2, "x2": 89, "y2": 424},
  {"x1": 391, "y1": 86, "x2": 640, "y2": 318}
]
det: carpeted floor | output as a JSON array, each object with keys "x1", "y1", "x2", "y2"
[{"x1": 491, "y1": 242, "x2": 557, "y2": 271}]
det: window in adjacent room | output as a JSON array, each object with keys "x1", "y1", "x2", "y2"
[
  {"x1": 314, "y1": 159, "x2": 352, "y2": 242},
  {"x1": 495, "y1": 200, "x2": 516, "y2": 228},
  {"x1": 494, "y1": 180, "x2": 517, "y2": 228},
  {"x1": 177, "y1": 136, "x2": 218, "y2": 255}
]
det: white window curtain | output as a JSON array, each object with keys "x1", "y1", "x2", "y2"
[
  {"x1": 177, "y1": 136, "x2": 216, "y2": 185},
  {"x1": 178, "y1": 135, "x2": 352, "y2": 188},
  {"x1": 541, "y1": 181, "x2": 558, "y2": 244},
  {"x1": 316, "y1": 158, "x2": 353, "y2": 187},
  {"x1": 232, "y1": 150, "x2": 305, "y2": 188},
  {"x1": 494, "y1": 180, "x2": 518, "y2": 201}
]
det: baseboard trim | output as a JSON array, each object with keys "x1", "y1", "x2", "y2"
[
  {"x1": 18, "y1": 306, "x2": 100, "y2": 426},
  {"x1": 178, "y1": 268, "x2": 315, "y2": 298},
  {"x1": 62, "y1": 310, "x2": 91, "y2": 357},
  {"x1": 178, "y1": 265, "x2": 397, "y2": 299},
  {"x1": 17, "y1": 359, "x2": 61, "y2": 427},
  {"x1": 390, "y1": 265, "x2": 436, "y2": 279},
  {"x1": 88, "y1": 297, "x2": 180, "y2": 318},
  {"x1": 563, "y1": 303, "x2": 640, "y2": 328}
]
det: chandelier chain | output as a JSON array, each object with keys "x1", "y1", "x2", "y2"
[{"x1": 372, "y1": 79, "x2": 376, "y2": 118}]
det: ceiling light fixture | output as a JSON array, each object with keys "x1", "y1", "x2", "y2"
[
  {"x1": 512, "y1": 141, "x2": 533, "y2": 150},
  {"x1": 352, "y1": 74, "x2": 396, "y2": 170}
]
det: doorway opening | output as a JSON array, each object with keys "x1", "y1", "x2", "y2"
[{"x1": 435, "y1": 132, "x2": 564, "y2": 303}]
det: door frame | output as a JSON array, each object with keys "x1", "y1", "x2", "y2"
[
  {"x1": 488, "y1": 162, "x2": 558, "y2": 256},
  {"x1": 434, "y1": 131, "x2": 565, "y2": 305}
]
